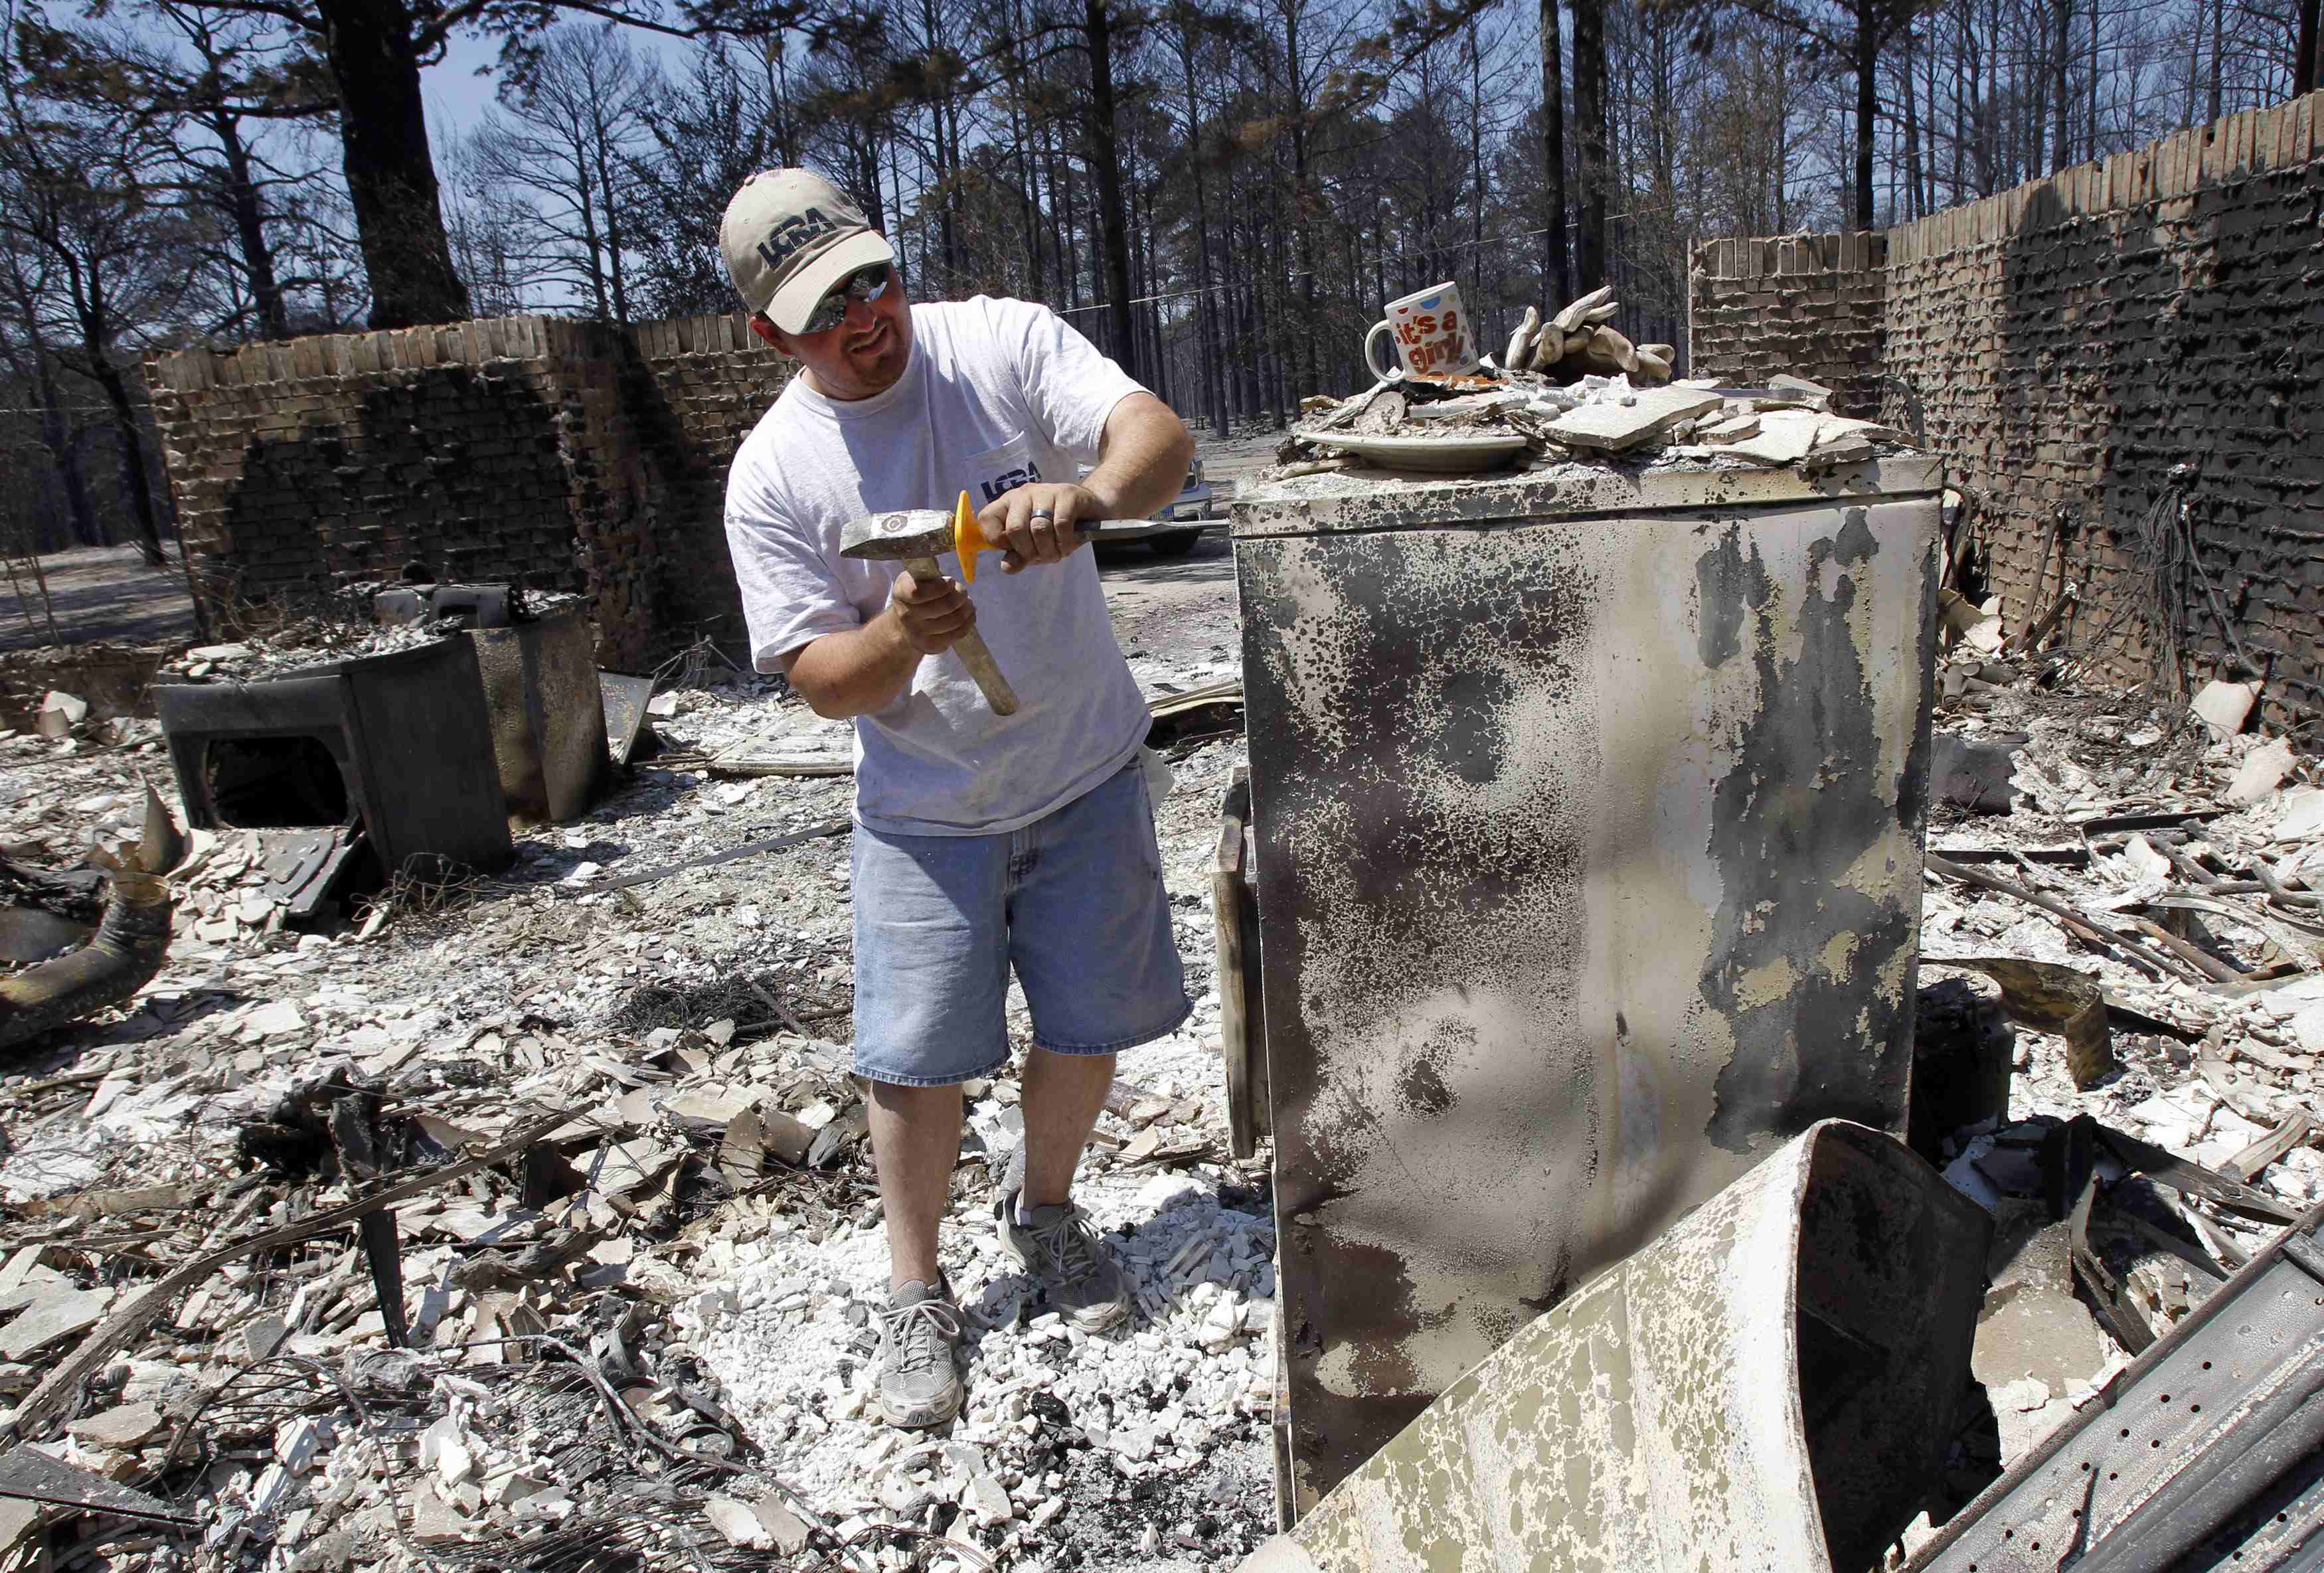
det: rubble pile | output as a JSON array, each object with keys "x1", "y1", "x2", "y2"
[
  {"x1": 1874, "y1": 574, "x2": 2324, "y2": 1534},
  {"x1": 156, "y1": 628, "x2": 448, "y2": 685},
  {"x1": 1, "y1": 646, "x2": 1273, "y2": 1572},
  {"x1": 156, "y1": 586, "x2": 594, "y2": 686},
  {"x1": 1283, "y1": 357, "x2": 1900, "y2": 475}
]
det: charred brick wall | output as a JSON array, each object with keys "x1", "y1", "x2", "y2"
[
  {"x1": 147, "y1": 313, "x2": 790, "y2": 670},
  {"x1": 1685, "y1": 232, "x2": 1889, "y2": 417},
  {"x1": 1689, "y1": 92, "x2": 2324, "y2": 732}
]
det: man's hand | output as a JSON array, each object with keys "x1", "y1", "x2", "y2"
[
  {"x1": 888, "y1": 567, "x2": 977, "y2": 653},
  {"x1": 976, "y1": 481, "x2": 1106, "y2": 574}
]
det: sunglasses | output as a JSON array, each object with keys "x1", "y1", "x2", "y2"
[{"x1": 799, "y1": 262, "x2": 895, "y2": 335}]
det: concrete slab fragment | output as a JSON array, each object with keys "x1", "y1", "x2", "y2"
[
  {"x1": 1724, "y1": 408, "x2": 1825, "y2": 465},
  {"x1": 1542, "y1": 386, "x2": 1721, "y2": 452},
  {"x1": 0, "y1": 1287, "x2": 112, "y2": 1361}
]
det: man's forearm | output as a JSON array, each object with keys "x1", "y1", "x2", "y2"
[
  {"x1": 1079, "y1": 394, "x2": 1197, "y2": 523},
  {"x1": 784, "y1": 609, "x2": 923, "y2": 718}
]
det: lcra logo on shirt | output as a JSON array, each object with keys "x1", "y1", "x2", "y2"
[{"x1": 977, "y1": 459, "x2": 1042, "y2": 505}]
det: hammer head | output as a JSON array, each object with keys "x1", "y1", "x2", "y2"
[{"x1": 838, "y1": 509, "x2": 955, "y2": 562}]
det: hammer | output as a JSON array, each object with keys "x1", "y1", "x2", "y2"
[{"x1": 837, "y1": 493, "x2": 1167, "y2": 716}]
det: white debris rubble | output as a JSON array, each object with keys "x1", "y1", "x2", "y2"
[{"x1": 0, "y1": 594, "x2": 1272, "y2": 1571}]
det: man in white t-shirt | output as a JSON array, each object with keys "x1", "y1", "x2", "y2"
[{"x1": 718, "y1": 169, "x2": 1197, "y2": 1429}]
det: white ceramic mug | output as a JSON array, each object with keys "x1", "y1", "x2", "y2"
[{"x1": 1364, "y1": 281, "x2": 1477, "y2": 379}]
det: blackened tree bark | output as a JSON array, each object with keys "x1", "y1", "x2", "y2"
[
  {"x1": 1901, "y1": 23, "x2": 1922, "y2": 218},
  {"x1": 32, "y1": 356, "x2": 101, "y2": 547},
  {"x1": 1541, "y1": 0, "x2": 1568, "y2": 302},
  {"x1": 313, "y1": 0, "x2": 469, "y2": 327},
  {"x1": 85, "y1": 355, "x2": 167, "y2": 567},
  {"x1": 1572, "y1": 0, "x2": 1607, "y2": 289},
  {"x1": 1855, "y1": 0, "x2": 1877, "y2": 226},
  {"x1": 1166, "y1": 3, "x2": 1228, "y2": 434},
  {"x1": 2049, "y1": 0, "x2": 2072, "y2": 170},
  {"x1": 1082, "y1": 0, "x2": 1138, "y2": 377},
  {"x1": 208, "y1": 106, "x2": 291, "y2": 338}
]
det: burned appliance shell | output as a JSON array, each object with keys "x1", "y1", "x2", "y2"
[
  {"x1": 1228, "y1": 452, "x2": 1944, "y2": 1514},
  {"x1": 155, "y1": 637, "x2": 514, "y2": 889},
  {"x1": 470, "y1": 609, "x2": 612, "y2": 825}
]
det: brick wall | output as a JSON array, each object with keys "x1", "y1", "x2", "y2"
[
  {"x1": 147, "y1": 313, "x2": 790, "y2": 670},
  {"x1": 1688, "y1": 93, "x2": 2324, "y2": 732},
  {"x1": 1686, "y1": 232, "x2": 1889, "y2": 417}
]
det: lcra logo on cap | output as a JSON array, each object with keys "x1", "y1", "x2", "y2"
[{"x1": 756, "y1": 207, "x2": 843, "y2": 275}]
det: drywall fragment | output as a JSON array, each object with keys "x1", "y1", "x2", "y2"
[
  {"x1": 1722, "y1": 408, "x2": 1825, "y2": 465},
  {"x1": 1542, "y1": 386, "x2": 1722, "y2": 453},
  {"x1": 1768, "y1": 373, "x2": 1833, "y2": 407},
  {"x1": 2224, "y1": 738, "x2": 2296, "y2": 806},
  {"x1": 2191, "y1": 679, "x2": 2260, "y2": 740},
  {"x1": 0, "y1": 1287, "x2": 112, "y2": 1361}
]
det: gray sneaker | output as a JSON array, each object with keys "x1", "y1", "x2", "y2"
[
  {"x1": 996, "y1": 1189, "x2": 1131, "y2": 1332},
  {"x1": 876, "y1": 1281, "x2": 964, "y2": 1428}
]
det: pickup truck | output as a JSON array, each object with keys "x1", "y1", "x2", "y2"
[{"x1": 1074, "y1": 457, "x2": 1218, "y2": 558}]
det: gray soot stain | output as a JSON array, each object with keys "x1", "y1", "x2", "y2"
[
  {"x1": 1693, "y1": 523, "x2": 1777, "y2": 670},
  {"x1": 1699, "y1": 527, "x2": 1913, "y2": 1151},
  {"x1": 1834, "y1": 506, "x2": 1878, "y2": 566},
  {"x1": 1250, "y1": 528, "x2": 1594, "y2": 1029}
]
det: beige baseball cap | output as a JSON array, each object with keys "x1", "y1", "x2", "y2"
[{"x1": 719, "y1": 169, "x2": 896, "y2": 334}]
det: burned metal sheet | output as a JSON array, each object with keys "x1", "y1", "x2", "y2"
[
  {"x1": 471, "y1": 610, "x2": 612, "y2": 824},
  {"x1": 599, "y1": 673, "x2": 655, "y2": 768},
  {"x1": 1232, "y1": 472, "x2": 1942, "y2": 1507},
  {"x1": 1240, "y1": 1121, "x2": 1990, "y2": 1572},
  {"x1": 253, "y1": 826, "x2": 360, "y2": 917}
]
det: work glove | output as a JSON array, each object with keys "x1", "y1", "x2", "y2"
[{"x1": 1503, "y1": 287, "x2": 1676, "y2": 384}]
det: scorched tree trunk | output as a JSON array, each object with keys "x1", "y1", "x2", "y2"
[{"x1": 314, "y1": 0, "x2": 472, "y2": 329}]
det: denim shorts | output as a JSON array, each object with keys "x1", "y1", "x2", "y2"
[{"x1": 850, "y1": 758, "x2": 1191, "y2": 1086}]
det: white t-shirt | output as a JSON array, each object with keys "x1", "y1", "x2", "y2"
[{"x1": 723, "y1": 296, "x2": 1153, "y2": 837}]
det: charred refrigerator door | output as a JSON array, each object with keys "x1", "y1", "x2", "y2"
[{"x1": 1229, "y1": 454, "x2": 1944, "y2": 1515}]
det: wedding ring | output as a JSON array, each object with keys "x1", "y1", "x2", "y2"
[{"x1": 1030, "y1": 509, "x2": 1054, "y2": 521}]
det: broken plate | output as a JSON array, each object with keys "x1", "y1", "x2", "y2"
[{"x1": 1319, "y1": 431, "x2": 1530, "y2": 473}]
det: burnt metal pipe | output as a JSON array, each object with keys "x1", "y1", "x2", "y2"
[
  {"x1": 0, "y1": 869, "x2": 173, "y2": 1051},
  {"x1": 0, "y1": 789, "x2": 179, "y2": 1051}
]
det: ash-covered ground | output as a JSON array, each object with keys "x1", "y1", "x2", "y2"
[{"x1": 0, "y1": 532, "x2": 1276, "y2": 1573}]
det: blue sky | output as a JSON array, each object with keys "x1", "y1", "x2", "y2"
[
  {"x1": 420, "y1": 29, "x2": 505, "y2": 143},
  {"x1": 420, "y1": 24, "x2": 695, "y2": 145}
]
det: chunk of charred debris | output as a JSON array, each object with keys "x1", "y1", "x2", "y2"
[
  {"x1": 1910, "y1": 970, "x2": 2015, "y2": 1162},
  {"x1": 1932, "y1": 730, "x2": 2026, "y2": 815}
]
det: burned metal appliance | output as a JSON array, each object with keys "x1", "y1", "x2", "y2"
[
  {"x1": 375, "y1": 587, "x2": 613, "y2": 825},
  {"x1": 155, "y1": 637, "x2": 513, "y2": 912},
  {"x1": 1223, "y1": 451, "x2": 1944, "y2": 1513},
  {"x1": 469, "y1": 610, "x2": 612, "y2": 825}
]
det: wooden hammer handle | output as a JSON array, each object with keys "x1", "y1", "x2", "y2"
[{"x1": 903, "y1": 554, "x2": 1018, "y2": 716}]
